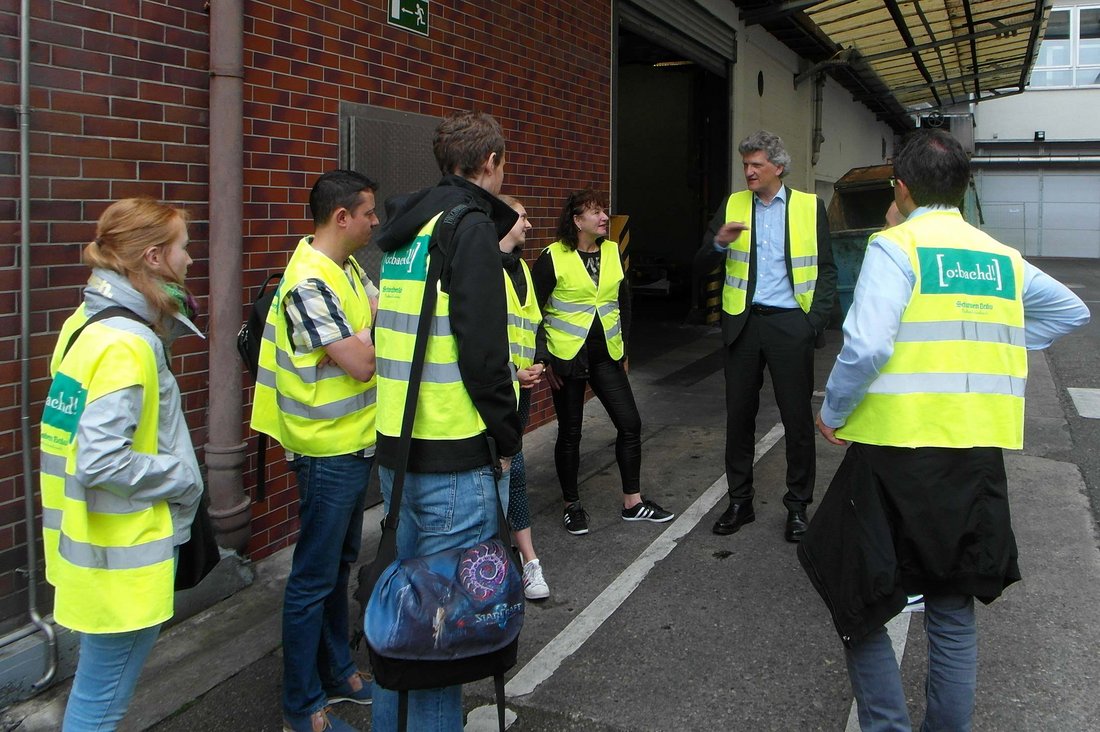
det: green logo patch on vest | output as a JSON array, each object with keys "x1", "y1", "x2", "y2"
[
  {"x1": 917, "y1": 248, "x2": 1016, "y2": 300},
  {"x1": 381, "y1": 234, "x2": 429, "y2": 281},
  {"x1": 42, "y1": 373, "x2": 86, "y2": 447}
]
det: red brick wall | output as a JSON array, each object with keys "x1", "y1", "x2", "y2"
[
  {"x1": 0, "y1": 0, "x2": 212, "y2": 629},
  {"x1": 0, "y1": 0, "x2": 611, "y2": 625},
  {"x1": 238, "y1": 0, "x2": 612, "y2": 556}
]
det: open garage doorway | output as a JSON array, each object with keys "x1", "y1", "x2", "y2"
[{"x1": 614, "y1": 21, "x2": 730, "y2": 331}]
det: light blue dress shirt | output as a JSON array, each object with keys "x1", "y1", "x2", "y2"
[
  {"x1": 713, "y1": 185, "x2": 799, "y2": 309},
  {"x1": 751, "y1": 186, "x2": 799, "y2": 308},
  {"x1": 820, "y1": 205, "x2": 1091, "y2": 428}
]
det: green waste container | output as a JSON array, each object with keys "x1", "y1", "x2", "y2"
[
  {"x1": 827, "y1": 164, "x2": 895, "y2": 322},
  {"x1": 826, "y1": 164, "x2": 982, "y2": 324}
]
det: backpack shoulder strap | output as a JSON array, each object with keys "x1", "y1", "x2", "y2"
[
  {"x1": 62, "y1": 306, "x2": 150, "y2": 360},
  {"x1": 382, "y1": 202, "x2": 472, "y2": 529}
]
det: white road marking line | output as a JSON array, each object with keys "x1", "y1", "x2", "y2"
[
  {"x1": 844, "y1": 612, "x2": 913, "y2": 731},
  {"x1": 1067, "y1": 387, "x2": 1100, "y2": 419},
  {"x1": 505, "y1": 422, "x2": 786, "y2": 698}
]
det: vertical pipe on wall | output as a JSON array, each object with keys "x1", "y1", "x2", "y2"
[
  {"x1": 811, "y1": 73, "x2": 826, "y2": 167},
  {"x1": 4, "y1": 0, "x2": 59, "y2": 687},
  {"x1": 206, "y1": 0, "x2": 251, "y2": 552}
]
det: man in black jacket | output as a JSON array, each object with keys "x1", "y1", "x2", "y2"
[
  {"x1": 369, "y1": 111, "x2": 522, "y2": 731},
  {"x1": 695, "y1": 130, "x2": 836, "y2": 542}
]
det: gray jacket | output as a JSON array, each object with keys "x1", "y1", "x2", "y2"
[{"x1": 71, "y1": 269, "x2": 205, "y2": 544}]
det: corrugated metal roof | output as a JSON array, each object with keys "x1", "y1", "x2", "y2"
[{"x1": 734, "y1": 0, "x2": 1051, "y2": 130}]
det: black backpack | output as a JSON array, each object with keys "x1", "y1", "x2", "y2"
[{"x1": 237, "y1": 272, "x2": 282, "y2": 501}]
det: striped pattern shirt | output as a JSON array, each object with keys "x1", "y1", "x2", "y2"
[{"x1": 283, "y1": 261, "x2": 378, "y2": 354}]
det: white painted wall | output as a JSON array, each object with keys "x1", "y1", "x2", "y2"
[
  {"x1": 975, "y1": 89, "x2": 1100, "y2": 142},
  {"x1": 696, "y1": 0, "x2": 894, "y2": 196},
  {"x1": 816, "y1": 76, "x2": 894, "y2": 184}
]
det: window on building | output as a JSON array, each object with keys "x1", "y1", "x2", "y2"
[
  {"x1": 1030, "y1": 5, "x2": 1100, "y2": 87},
  {"x1": 1080, "y1": 7, "x2": 1100, "y2": 82}
]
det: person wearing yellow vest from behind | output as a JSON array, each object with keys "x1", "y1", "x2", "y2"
[
  {"x1": 802, "y1": 130, "x2": 1089, "y2": 731},
  {"x1": 250, "y1": 170, "x2": 380, "y2": 732},
  {"x1": 42, "y1": 198, "x2": 204, "y2": 730},
  {"x1": 498, "y1": 194, "x2": 550, "y2": 600},
  {"x1": 533, "y1": 188, "x2": 675, "y2": 535},
  {"x1": 370, "y1": 112, "x2": 522, "y2": 732},
  {"x1": 695, "y1": 130, "x2": 837, "y2": 543}
]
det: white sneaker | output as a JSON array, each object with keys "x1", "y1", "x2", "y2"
[
  {"x1": 522, "y1": 559, "x2": 550, "y2": 600},
  {"x1": 903, "y1": 594, "x2": 925, "y2": 613}
]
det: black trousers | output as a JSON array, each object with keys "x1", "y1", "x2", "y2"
[
  {"x1": 551, "y1": 355, "x2": 641, "y2": 504},
  {"x1": 723, "y1": 309, "x2": 816, "y2": 510}
]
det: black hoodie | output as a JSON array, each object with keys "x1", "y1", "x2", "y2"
[{"x1": 373, "y1": 175, "x2": 522, "y2": 472}]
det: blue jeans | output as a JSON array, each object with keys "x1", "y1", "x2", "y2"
[
  {"x1": 845, "y1": 594, "x2": 977, "y2": 732},
  {"x1": 282, "y1": 453, "x2": 372, "y2": 718},
  {"x1": 371, "y1": 464, "x2": 509, "y2": 732},
  {"x1": 63, "y1": 624, "x2": 162, "y2": 731}
]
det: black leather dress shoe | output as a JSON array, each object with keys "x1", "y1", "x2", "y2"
[
  {"x1": 712, "y1": 502, "x2": 755, "y2": 535},
  {"x1": 785, "y1": 509, "x2": 808, "y2": 543}
]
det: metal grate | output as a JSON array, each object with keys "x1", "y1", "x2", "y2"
[{"x1": 341, "y1": 103, "x2": 442, "y2": 282}]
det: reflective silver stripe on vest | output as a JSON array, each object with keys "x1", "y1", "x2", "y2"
[
  {"x1": 41, "y1": 451, "x2": 67, "y2": 480},
  {"x1": 275, "y1": 386, "x2": 377, "y2": 420},
  {"x1": 547, "y1": 296, "x2": 592, "y2": 314},
  {"x1": 792, "y1": 279, "x2": 816, "y2": 295},
  {"x1": 42, "y1": 453, "x2": 162, "y2": 515},
  {"x1": 604, "y1": 319, "x2": 622, "y2": 341},
  {"x1": 376, "y1": 357, "x2": 463, "y2": 384},
  {"x1": 867, "y1": 372, "x2": 1026, "y2": 397},
  {"x1": 895, "y1": 321, "x2": 1026, "y2": 347},
  {"x1": 262, "y1": 319, "x2": 277, "y2": 344},
  {"x1": 257, "y1": 364, "x2": 277, "y2": 389},
  {"x1": 544, "y1": 315, "x2": 590, "y2": 339},
  {"x1": 725, "y1": 275, "x2": 749, "y2": 290},
  {"x1": 509, "y1": 363, "x2": 518, "y2": 381},
  {"x1": 596, "y1": 303, "x2": 618, "y2": 318},
  {"x1": 508, "y1": 313, "x2": 535, "y2": 330},
  {"x1": 510, "y1": 343, "x2": 535, "y2": 360},
  {"x1": 275, "y1": 349, "x2": 349, "y2": 384},
  {"x1": 376, "y1": 309, "x2": 453, "y2": 337},
  {"x1": 791, "y1": 255, "x2": 818, "y2": 268},
  {"x1": 42, "y1": 506, "x2": 62, "y2": 531},
  {"x1": 725, "y1": 248, "x2": 751, "y2": 263},
  {"x1": 58, "y1": 533, "x2": 174, "y2": 570}
]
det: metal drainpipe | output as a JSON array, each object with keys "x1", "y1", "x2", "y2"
[
  {"x1": 970, "y1": 155, "x2": 1100, "y2": 164},
  {"x1": 205, "y1": 0, "x2": 251, "y2": 552},
  {"x1": 1, "y1": 0, "x2": 59, "y2": 688},
  {"x1": 811, "y1": 73, "x2": 825, "y2": 167}
]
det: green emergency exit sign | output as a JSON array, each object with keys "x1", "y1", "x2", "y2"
[{"x1": 389, "y1": 0, "x2": 429, "y2": 36}]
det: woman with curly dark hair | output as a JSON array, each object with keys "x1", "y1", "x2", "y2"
[{"x1": 532, "y1": 188, "x2": 674, "y2": 536}]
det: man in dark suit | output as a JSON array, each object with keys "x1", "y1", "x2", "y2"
[{"x1": 695, "y1": 130, "x2": 836, "y2": 542}]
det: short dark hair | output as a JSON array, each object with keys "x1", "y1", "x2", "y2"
[
  {"x1": 555, "y1": 187, "x2": 609, "y2": 250},
  {"x1": 309, "y1": 169, "x2": 377, "y2": 225},
  {"x1": 433, "y1": 112, "x2": 506, "y2": 177},
  {"x1": 893, "y1": 129, "x2": 970, "y2": 207}
]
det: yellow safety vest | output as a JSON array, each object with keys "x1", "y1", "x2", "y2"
[
  {"x1": 50, "y1": 303, "x2": 87, "y2": 376},
  {"x1": 504, "y1": 259, "x2": 541, "y2": 403},
  {"x1": 837, "y1": 210, "x2": 1027, "y2": 449},
  {"x1": 375, "y1": 213, "x2": 487, "y2": 440},
  {"x1": 251, "y1": 237, "x2": 376, "y2": 456},
  {"x1": 721, "y1": 189, "x2": 819, "y2": 315},
  {"x1": 542, "y1": 240, "x2": 625, "y2": 361},
  {"x1": 40, "y1": 320, "x2": 174, "y2": 633}
]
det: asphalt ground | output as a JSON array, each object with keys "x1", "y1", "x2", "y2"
[{"x1": 8, "y1": 258, "x2": 1099, "y2": 731}]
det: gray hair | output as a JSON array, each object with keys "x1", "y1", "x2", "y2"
[{"x1": 738, "y1": 130, "x2": 791, "y2": 178}]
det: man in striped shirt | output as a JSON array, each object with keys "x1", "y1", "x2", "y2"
[{"x1": 252, "y1": 170, "x2": 381, "y2": 732}]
